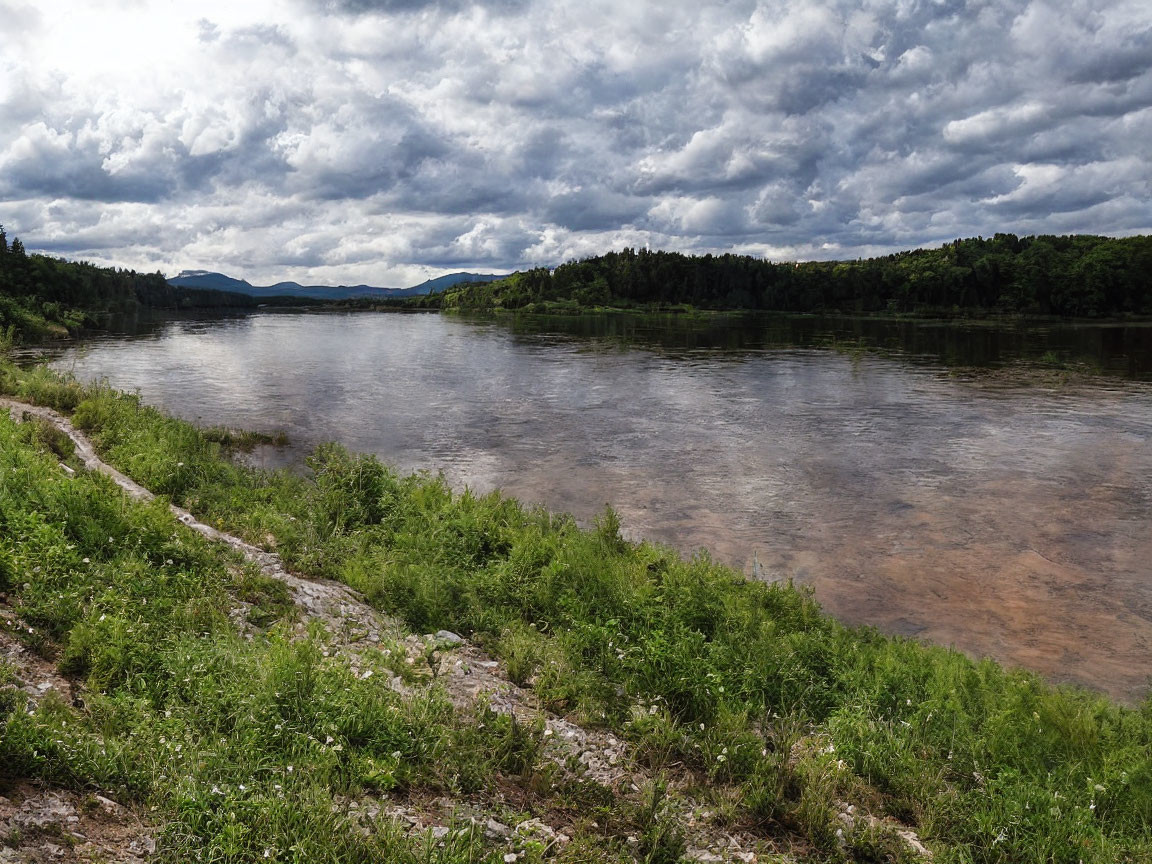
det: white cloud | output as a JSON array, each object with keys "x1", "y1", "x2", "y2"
[{"x1": 0, "y1": 0, "x2": 1149, "y2": 285}]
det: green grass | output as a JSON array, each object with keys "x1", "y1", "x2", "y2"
[
  {"x1": 2, "y1": 360, "x2": 1152, "y2": 862},
  {"x1": 0, "y1": 378, "x2": 643, "y2": 862}
]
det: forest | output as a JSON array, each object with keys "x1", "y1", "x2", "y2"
[
  {"x1": 431, "y1": 233, "x2": 1152, "y2": 318},
  {"x1": 0, "y1": 227, "x2": 313, "y2": 341},
  {"x1": 5, "y1": 229, "x2": 1152, "y2": 342}
]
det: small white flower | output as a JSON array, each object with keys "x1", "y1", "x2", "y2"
[{"x1": 82, "y1": 557, "x2": 90, "y2": 564}]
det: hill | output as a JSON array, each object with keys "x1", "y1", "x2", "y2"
[
  {"x1": 435, "y1": 234, "x2": 1152, "y2": 318},
  {"x1": 167, "y1": 270, "x2": 505, "y2": 301},
  {"x1": 0, "y1": 231, "x2": 329, "y2": 343}
]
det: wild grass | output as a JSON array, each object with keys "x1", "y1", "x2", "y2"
[
  {"x1": 2, "y1": 359, "x2": 1152, "y2": 862},
  {"x1": 0, "y1": 394, "x2": 634, "y2": 862}
]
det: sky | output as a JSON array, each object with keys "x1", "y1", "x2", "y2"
[{"x1": 1, "y1": 0, "x2": 1150, "y2": 287}]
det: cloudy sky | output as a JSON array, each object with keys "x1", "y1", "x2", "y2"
[{"x1": 1, "y1": 0, "x2": 1150, "y2": 286}]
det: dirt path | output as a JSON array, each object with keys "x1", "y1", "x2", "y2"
[{"x1": 1, "y1": 398, "x2": 929, "y2": 863}]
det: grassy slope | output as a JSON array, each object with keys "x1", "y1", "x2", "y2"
[{"x1": 2, "y1": 362, "x2": 1151, "y2": 863}]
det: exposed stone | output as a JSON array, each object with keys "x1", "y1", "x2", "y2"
[
  {"x1": 0, "y1": 783, "x2": 154, "y2": 864},
  {"x1": 513, "y1": 817, "x2": 569, "y2": 848},
  {"x1": 484, "y1": 818, "x2": 512, "y2": 839}
]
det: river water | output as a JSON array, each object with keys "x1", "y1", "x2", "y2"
[{"x1": 36, "y1": 311, "x2": 1152, "y2": 701}]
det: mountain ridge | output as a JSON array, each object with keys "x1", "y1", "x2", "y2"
[{"x1": 167, "y1": 270, "x2": 503, "y2": 300}]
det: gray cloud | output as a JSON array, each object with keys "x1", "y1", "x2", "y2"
[
  {"x1": 1, "y1": 0, "x2": 1150, "y2": 285},
  {"x1": 316, "y1": 0, "x2": 529, "y2": 16}
]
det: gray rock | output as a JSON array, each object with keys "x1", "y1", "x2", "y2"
[{"x1": 485, "y1": 818, "x2": 511, "y2": 839}]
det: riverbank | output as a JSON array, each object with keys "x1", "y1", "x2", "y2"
[
  {"x1": 2, "y1": 359, "x2": 1151, "y2": 863},
  {"x1": 24, "y1": 310, "x2": 1152, "y2": 700}
]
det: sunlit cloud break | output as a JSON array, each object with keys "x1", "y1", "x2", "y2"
[{"x1": 1, "y1": 0, "x2": 1150, "y2": 286}]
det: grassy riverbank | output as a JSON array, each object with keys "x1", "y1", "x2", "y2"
[{"x1": 2, "y1": 361, "x2": 1151, "y2": 863}]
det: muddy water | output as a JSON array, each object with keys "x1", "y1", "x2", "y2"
[{"x1": 40, "y1": 311, "x2": 1152, "y2": 701}]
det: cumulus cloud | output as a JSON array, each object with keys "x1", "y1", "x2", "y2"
[{"x1": 0, "y1": 0, "x2": 1150, "y2": 285}]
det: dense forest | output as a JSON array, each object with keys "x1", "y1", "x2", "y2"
[
  {"x1": 6, "y1": 230, "x2": 1152, "y2": 341},
  {"x1": 432, "y1": 234, "x2": 1152, "y2": 318},
  {"x1": 0, "y1": 227, "x2": 314, "y2": 342}
]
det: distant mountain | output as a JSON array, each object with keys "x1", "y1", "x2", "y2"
[
  {"x1": 167, "y1": 271, "x2": 256, "y2": 294},
  {"x1": 167, "y1": 270, "x2": 505, "y2": 300},
  {"x1": 407, "y1": 272, "x2": 503, "y2": 294}
]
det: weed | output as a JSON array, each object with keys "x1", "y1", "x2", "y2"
[
  {"x1": 631, "y1": 777, "x2": 685, "y2": 864},
  {"x1": 3, "y1": 361, "x2": 1152, "y2": 862}
]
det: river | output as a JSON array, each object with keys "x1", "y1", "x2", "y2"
[{"x1": 32, "y1": 310, "x2": 1152, "y2": 701}]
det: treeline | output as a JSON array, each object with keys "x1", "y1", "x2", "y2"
[
  {"x1": 1, "y1": 226, "x2": 156, "y2": 339},
  {"x1": 434, "y1": 234, "x2": 1152, "y2": 317},
  {"x1": 0, "y1": 227, "x2": 317, "y2": 342}
]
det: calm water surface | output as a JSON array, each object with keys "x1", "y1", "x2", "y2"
[{"x1": 39, "y1": 311, "x2": 1152, "y2": 701}]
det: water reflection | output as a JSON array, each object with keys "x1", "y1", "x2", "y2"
[{"x1": 37, "y1": 310, "x2": 1152, "y2": 701}]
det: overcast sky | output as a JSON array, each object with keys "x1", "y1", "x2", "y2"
[{"x1": 1, "y1": 0, "x2": 1150, "y2": 286}]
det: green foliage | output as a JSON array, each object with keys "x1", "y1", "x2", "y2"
[
  {"x1": 631, "y1": 777, "x2": 685, "y2": 864},
  {"x1": 0, "y1": 403, "x2": 584, "y2": 861},
  {"x1": 434, "y1": 234, "x2": 1152, "y2": 318},
  {"x1": 3, "y1": 363, "x2": 1152, "y2": 862},
  {"x1": 0, "y1": 227, "x2": 282, "y2": 346},
  {"x1": 15, "y1": 415, "x2": 76, "y2": 463},
  {"x1": 8, "y1": 366, "x2": 89, "y2": 412}
]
